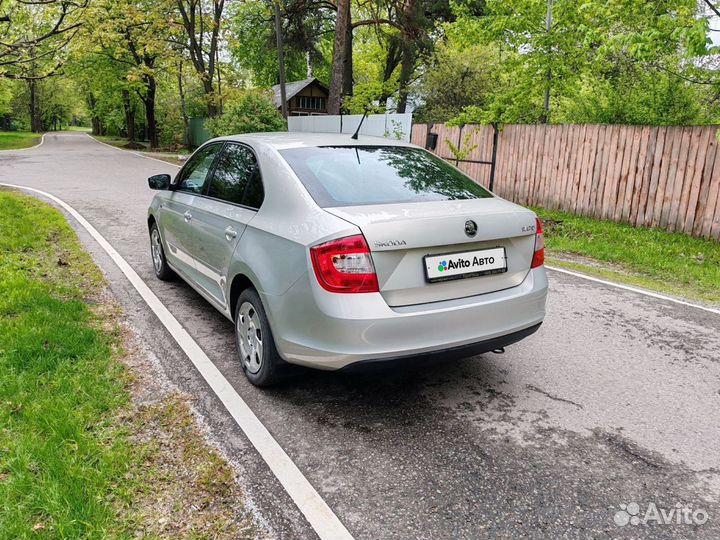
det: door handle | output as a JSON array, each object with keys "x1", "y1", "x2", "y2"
[
  {"x1": 184, "y1": 211, "x2": 192, "y2": 222},
  {"x1": 224, "y1": 226, "x2": 238, "y2": 241}
]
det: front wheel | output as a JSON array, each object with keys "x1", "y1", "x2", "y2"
[{"x1": 234, "y1": 288, "x2": 282, "y2": 387}]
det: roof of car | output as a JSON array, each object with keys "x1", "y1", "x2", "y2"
[{"x1": 215, "y1": 131, "x2": 417, "y2": 150}]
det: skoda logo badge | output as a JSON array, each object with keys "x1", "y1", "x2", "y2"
[{"x1": 465, "y1": 220, "x2": 477, "y2": 237}]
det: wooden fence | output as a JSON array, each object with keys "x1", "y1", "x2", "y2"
[{"x1": 411, "y1": 123, "x2": 720, "y2": 241}]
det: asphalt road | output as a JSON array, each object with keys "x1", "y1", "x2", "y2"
[{"x1": 2, "y1": 131, "x2": 719, "y2": 539}]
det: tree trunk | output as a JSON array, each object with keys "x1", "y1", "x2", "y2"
[
  {"x1": 28, "y1": 80, "x2": 43, "y2": 133},
  {"x1": 379, "y1": 40, "x2": 402, "y2": 108},
  {"x1": 328, "y1": 0, "x2": 351, "y2": 114},
  {"x1": 176, "y1": 0, "x2": 223, "y2": 118},
  {"x1": 122, "y1": 89, "x2": 136, "y2": 142},
  {"x1": 203, "y1": 77, "x2": 219, "y2": 118},
  {"x1": 178, "y1": 61, "x2": 190, "y2": 148},
  {"x1": 395, "y1": 0, "x2": 418, "y2": 114},
  {"x1": 87, "y1": 93, "x2": 101, "y2": 135},
  {"x1": 342, "y1": 18, "x2": 353, "y2": 98},
  {"x1": 144, "y1": 76, "x2": 159, "y2": 149},
  {"x1": 396, "y1": 44, "x2": 414, "y2": 113}
]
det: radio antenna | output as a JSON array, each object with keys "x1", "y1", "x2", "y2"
[{"x1": 351, "y1": 108, "x2": 369, "y2": 140}]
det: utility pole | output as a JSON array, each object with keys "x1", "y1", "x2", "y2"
[
  {"x1": 274, "y1": 0, "x2": 288, "y2": 119},
  {"x1": 542, "y1": 0, "x2": 553, "y2": 124}
]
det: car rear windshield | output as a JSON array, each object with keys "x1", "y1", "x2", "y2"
[{"x1": 278, "y1": 146, "x2": 493, "y2": 207}]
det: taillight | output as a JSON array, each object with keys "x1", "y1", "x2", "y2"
[
  {"x1": 310, "y1": 234, "x2": 379, "y2": 293},
  {"x1": 531, "y1": 217, "x2": 544, "y2": 268}
]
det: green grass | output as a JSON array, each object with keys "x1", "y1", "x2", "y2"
[
  {"x1": 64, "y1": 126, "x2": 91, "y2": 132},
  {"x1": 93, "y1": 134, "x2": 189, "y2": 154},
  {"x1": 0, "y1": 189, "x2": 260, "y2": 539},
  {"x1": 0, "y1": 190, "x2": 135, "y2": 538},
  {"x1": 0, "y1": 132, "x2": 41, "y2": 150},
  {"x1": 93, "y1": 134, "x2": 131, "y2": 147},
  {"x1": 534, "y1": 207, "x2": 720, "y2": 303}
]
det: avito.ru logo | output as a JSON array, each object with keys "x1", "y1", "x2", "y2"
[{"x1": 614, "y1": 501, "x2": 708, "y2": 527}]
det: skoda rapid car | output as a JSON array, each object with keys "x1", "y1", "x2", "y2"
[{"x1": 147, "y1": 133, "x2": 547, "y2": 386}]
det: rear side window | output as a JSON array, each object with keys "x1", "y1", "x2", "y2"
[
  {"x1": 207, "y1": 143, "x2": 264, "y2": 208},
  {"x1": 176, "y1": 143, "x2": 222, "y2": 194},
  {"x1": 278, "y1": 146, "x2": 492, "y2": 208}
]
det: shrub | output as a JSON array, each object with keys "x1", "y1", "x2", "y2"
[{"x1": 206, "y1": 90, "x2": 286, "y2": 137}]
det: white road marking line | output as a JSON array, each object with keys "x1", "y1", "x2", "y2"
[
  {"x1": 545, "y1": 265, "x2": 720, "y2": 316},
  {"x1": 85, "y1": 133, "x2": 182, "y2": 168},
  {"x1": 0, "y1": 182, "x2": 354, "y2": 540}
]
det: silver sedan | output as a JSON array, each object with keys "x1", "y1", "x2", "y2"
[{"x1": 147, "y1": 132, "x2": 547, "y2": 386}]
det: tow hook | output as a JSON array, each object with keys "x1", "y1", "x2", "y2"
[{"x1": 492, "y1": 347, "x2": 505, "y2": 354}]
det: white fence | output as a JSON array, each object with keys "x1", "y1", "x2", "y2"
[{"x1": 287, "y1": 113, "x2": 413, "y2": 142}]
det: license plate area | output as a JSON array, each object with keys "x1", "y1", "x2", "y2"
[{"x1": 424, "y1": 247, "x2": 507, "y2": 283}]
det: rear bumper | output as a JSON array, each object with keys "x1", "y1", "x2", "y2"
[
  {"x1": 263, "y1": 267, "x2": 548, "y2": 370},
  {"x1": 339, "y1": 322, "x2": 542, "y2": 372}
]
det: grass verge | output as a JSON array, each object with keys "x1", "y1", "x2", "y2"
[
  {"x1": 0, "y1": 131, "x2": 41, "y2": 150},
  {"x1": 0, "y1": 189, "x2": 261, "y2": 539},
  {"x1": 533, "y1": 207, "x2": 720, "y2": 304}
]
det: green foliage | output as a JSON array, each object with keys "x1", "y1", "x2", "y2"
[
  {"x1": 413, "y1": 44, "x2": 499, "y2": 123},
  {"x1": 227, "y1": 0, "x2": 332, "y2": 87},
  {"x1": 445, "y1": 129, "x2": 480, "y2": 160},
  {"x1": 556, "y1": 67, "x2": 706, "y2": 125},
  {"x1": 436, "y1": 0, "x2": 720, "y2": 126},
  {"x1": 205, "y1": 90, "x2": 286, "y2": 137},
  {"x1": 3, "y1": 0, "x2": 720, "y2": 146},
  {"x1": 0, "y1": 80, "x2": 15, "y2": 117}
]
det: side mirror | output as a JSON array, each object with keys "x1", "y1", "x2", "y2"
[{"x1": 148, "y1": 174, "x2": 171, "y2": 190}]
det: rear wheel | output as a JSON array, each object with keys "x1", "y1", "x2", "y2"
[
  {"x1": 234, "y1": 288, "x2": 282, "y2": 387},
  {"x1": 150, "y1": 222, "x2": 175, "y2": 281}
]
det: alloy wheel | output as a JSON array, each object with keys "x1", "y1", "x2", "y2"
[{"x1": 237, "y1": 301, "x2": 263, "y2": 374}]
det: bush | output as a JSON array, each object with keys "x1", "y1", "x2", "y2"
[{"x1": 206, "y1": 90, "x2": 286, "y2": 137}]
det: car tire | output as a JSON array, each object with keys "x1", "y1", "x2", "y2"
[
  {"x1": 234, "y1": 288, "x2": 282, "y2": 387},
  {"x1": 149, "y1": 222, "x2": 175, "y2": 281}
]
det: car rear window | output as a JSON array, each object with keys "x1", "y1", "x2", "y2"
[{"x1": 278, "y1": 146, "x2": 492, "y2": 207}]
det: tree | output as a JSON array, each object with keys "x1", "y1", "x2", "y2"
[
  {"x1": 0, "y1": 0, "x2": 87, "y2": 131},
  {"x1": 175, "y1": 0, "x2": 225, "y2": 117},
  {"x1": 438, "y1": 0, "x2": 719, "y2": 125},
  {"x1": 227, "y1": 0, "x2": 333, "y2": 87},
  {"x1": 84, "y1": 0, "x2": 173, "y2": 147},
  {"x1": 327, "y1": 0, "x2": 351, "y2": 113},
  {"x1": 413, "y1": 44, "x2": 498, "y2": 123}
]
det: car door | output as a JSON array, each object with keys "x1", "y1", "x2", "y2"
[
  {"x1": 159, "y1": 143, "x2": 222, "y2": 281},
  {"x1": 190, "y1": 142, "x2": 265, "y2": 310}
]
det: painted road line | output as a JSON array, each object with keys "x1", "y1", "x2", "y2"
[
  {"x1": 85, "y1": 133, "x2": 182, "y2": 168},
  {"x1": 545, "y1": 265, "x2": 720, "y2": 316},
  {"x1": 0, "y1": 182, "x2": 354, "y2": 540}
]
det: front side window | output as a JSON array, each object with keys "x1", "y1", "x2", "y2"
[
  {"x1": 176, "y1": 143, "x2": 222, "y2": 194},
  {"x1": 279, "y1": 146, "x2": 493, "y2": 208},
  {"x1": 207, "y1": 143, "x2": 264, "y2": 208}
]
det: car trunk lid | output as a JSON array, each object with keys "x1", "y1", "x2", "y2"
[{"x1": 325, "y1": 198, "x2": 538, "y2": 307}]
